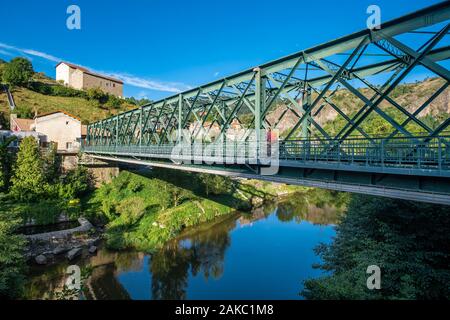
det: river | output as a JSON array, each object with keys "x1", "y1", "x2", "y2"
[{"x1": 24, "y1": 191, "x2": 345, "y2": 300}]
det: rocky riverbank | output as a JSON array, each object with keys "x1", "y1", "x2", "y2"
[{"x1": 24, "y1": 218, "x2": 102, "y2": 266}]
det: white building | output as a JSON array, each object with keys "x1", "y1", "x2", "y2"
[
  {"x1": 55, "y1": 62, "x2": 124, "y2": 97},
  {"x1": 33, "y1": 111, "x2": 86, "y2": 152},
  {"x1": 10, "y1": 111, "x2": 87, "y2": 152}
]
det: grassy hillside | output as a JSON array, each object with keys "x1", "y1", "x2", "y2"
[
  {"x1": 0, "y1": 86, "x2": 134, "y2": 124},
  {"x1": 0, "y1": 72, "x2": 137, "y2": 125}
]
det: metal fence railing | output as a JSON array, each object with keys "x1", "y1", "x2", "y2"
[{"x1": 82, "y1": 135, "x2": 450, "y2": 172}]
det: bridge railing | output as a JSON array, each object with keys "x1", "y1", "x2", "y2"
[
  {"x1": 280, "y1": 136, "x2": 450, "y2": 170},
  {"x1": 82, "y1": 135, "x2": 450, "y2": 172}
]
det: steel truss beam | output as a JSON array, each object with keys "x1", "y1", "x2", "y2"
[{"x1": 85, "y1": 3, "x2": 450, "y2": 181}]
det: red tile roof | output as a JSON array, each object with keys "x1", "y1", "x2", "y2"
[
  {"x1": 36, "y1": 110, "x2": 81, "y2": 122},
  {"x1": 12, "y1": 118, "x2": 34, "y2": 131}
]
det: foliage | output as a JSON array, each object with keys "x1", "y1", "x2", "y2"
[
  {"x1": 115, "y1": 197, "x2": 147, "y2": 225},
  {"x1": 86, "y1": 87, "x2": 109, "y2": 104},
  {"x1": 15, "y1": 104, "x2": 34, "y2": 119},
  {"x1": 104, "y1": 94, "x2": 122, "y2": 109},
  {"x1": 28, "y1": 81, "x2": 87, "y2": 98},
  {"x1": 57, "y1": 165, "x2": 92, "y2": 200},
  {"x1": 0, "y1": 205, "x2": 26, "y2": 299},
  {"x1": 124, "y1": 97, "x2": 152, "y2": 106},
  {"x1": 10, "y1": 136, "x2": 46, "y2": 201},
  {"x1": 199, "y1": 173, "x2": 231, "y2": 196},
  {"x1": 18, "y1": 199, "x2": 63, "y2": 225},
  {"x1": 86, "y1": 169, "x2": 252, "y2": 251},
  {"x1": 2, "y1": 57, "x2": 34, "y2": 86},
  {"x1": 0, "y1": 136, "x2": 16, "y2": 191},
  {"x1": 302, "y1": 195, "x2": 450, "y2": 300},
  {"x1": 42, "y1": 143, "x2": 61, "y2": 183},
  {"x1": 0, "y1": 112, "x2": 9, "y2": 130}
]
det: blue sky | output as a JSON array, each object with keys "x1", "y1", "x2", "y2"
[{"x1": 0, "y1": 0, "x2": 444, "y2": 100}]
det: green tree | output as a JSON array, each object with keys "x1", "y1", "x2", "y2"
[
  {"x1": 199, "y1": 173, "x2": 231, "y2": 196},
  {"x1": 0, "y1": 112, "x2": 9, "y2": 130},
  {"x1": 302, "y1": 195, "x2": 450, "y2": 300},
  {"x1": 58, "y1": 165, "x2": 92, "y2": 199},
  {"x1": 10, "y1": 136, "x2": 46, "y2": 201},
  {"x1": 0, "y1": 136, "x2": 17, "y2": 191},
  {"x1": 0, "y1": 208, "x2": 26, "y2": 299},
  {"x1": 43, "y1": 142, "x2": 61, "y2": 183},
  {"x1": 2, "y1": 57, "x2": 34, "y2": 87}
]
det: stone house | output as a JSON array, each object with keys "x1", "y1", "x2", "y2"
[{"x1": 55, "y1": 62, "x2": 123, "y2": 97}]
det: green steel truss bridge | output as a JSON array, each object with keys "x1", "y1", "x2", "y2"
[{"x1": 84, "y1": 2, "x2": 450, "y2": 205}]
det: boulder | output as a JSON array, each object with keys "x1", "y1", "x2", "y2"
[
  {"x1": 88, "y1": 246, "x2": 97, "y2": 254},
  {"x1": 87, "y1": 237, "x2": 101, "y2": 247},
  {"x1": 35, "y1": 255, "x2": 47, "y2": 265},
  {"x1": 66, "y1": 247, "x2": 82, "y2": 261},
  {"x1": 52, "y1": 246, "x2": 67, "y2": 255}
]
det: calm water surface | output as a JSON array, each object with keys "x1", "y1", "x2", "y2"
[{"x1": 25, "y1": 193, "x2": 343, "y2": 300}]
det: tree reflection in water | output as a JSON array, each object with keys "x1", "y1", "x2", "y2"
[
  {"x1": 150, "y1": 215, "x2": 236, "y2": 300},
  {"x1": 276, "y1": 190, "x2": 348, "y2": 225},
  {"x1": 25, "y1": 190, "x2": 345, "y2": 300}
]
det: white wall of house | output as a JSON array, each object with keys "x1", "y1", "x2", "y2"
[
  {"x1": 55, "y1": 63, "x2": 72, "y2": 85},
  {"x1": 34, "y1": 113, "x2": 82, "y2": 152}
]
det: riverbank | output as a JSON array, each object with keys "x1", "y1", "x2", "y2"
[{"x1": 24, "y1": 189, "x2": 346, "y2": 300}]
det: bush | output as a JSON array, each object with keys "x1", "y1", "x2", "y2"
[
  {"x1": 115, "y1": 197, "x2": 147, "y2": 225},
  {"x1": 0, "y1": 209, "x2": 26, "y2": 299},
  {"x1": 0, "y1": 136, "x2": 16, "y2": 191},
  {"x1": 2, "y1": 57, "x2": 34, "y2": 86},
  {"x1": 15, "y1": 105, "x2": 34, "y2": 119},
  {"x1": 57, "y1": 166, "x2": 92, "y2": 200},
  {"x1": 20, "y1": 200, "x2": 62, "y2": 225},
  {"x1": 50, "y1": 84, "x2": 86, "y2": 98},
  {"x1": 87, "y1": 87, "x2": 108, "y2": 104},
  {"x1": 105, "y1": 95, "x2": 122, "y2": 109},
  {"x1": 199, "y1": 173, "x2": 232, "y2": 196},
  {"x1": 28, "y1": 82, "x2": 87, "y2": 98}
]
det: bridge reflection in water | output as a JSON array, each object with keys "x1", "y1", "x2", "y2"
[{"x1": 83, "y1": 3, "x2": 450, "y2": 204}]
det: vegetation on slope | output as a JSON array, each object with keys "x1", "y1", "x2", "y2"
[
  {"x1": 0, "y1": 137, "x2": 92, "y2": 299},
  {"x1": 85, "y1": 169, "x2": 288, "y2": 252},
  {"x1": 0, "y1": 57, "x2": 149, "y2": 126}
]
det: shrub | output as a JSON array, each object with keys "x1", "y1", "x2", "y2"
[
  {"x1": 58, "y1": 166, "x2": 92, "y2": 199},
  {"x1": 115, "y1": 197, "x2": 147, "y2": 225},
  {"x1": 87, "y1": 87, "x2": 108, "y2": 104},
  {"x1": 105, "y1": 95, "x2": 122, "y2": 109},
  {"x1": 15, "y1": 105, "x2": 34, "y2": 119},
  {"x1": 0, "y1": 209, "x2": 26, "y2": 299}
]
